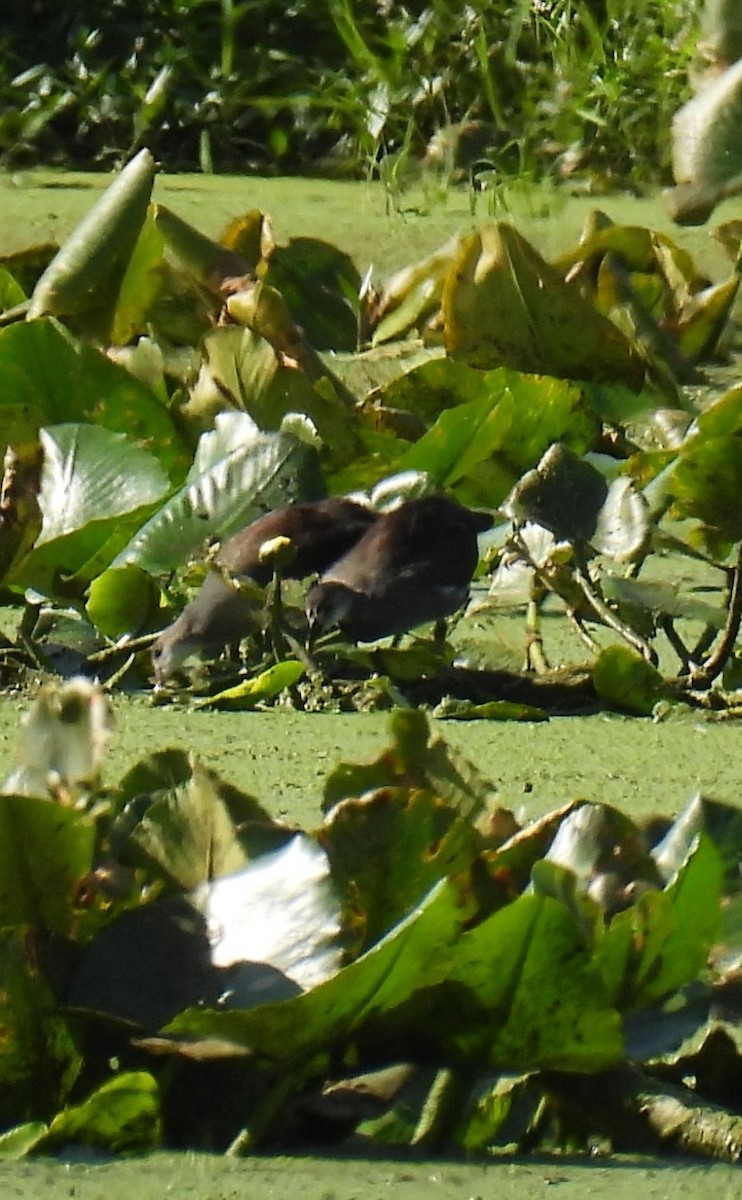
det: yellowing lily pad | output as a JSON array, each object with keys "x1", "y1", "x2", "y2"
[{"x1": 442, "y1": 222, "x2": 646, "y2": 388}]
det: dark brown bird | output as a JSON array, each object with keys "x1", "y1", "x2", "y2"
[
  {"x1": 152, "y1": 497, "x2": 377, "y2": 682},
  {"x1": 305, "y1": 495, "x2": 492, "y2": 643}
]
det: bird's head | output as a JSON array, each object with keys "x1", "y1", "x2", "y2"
[
  {"x1": 305, "y1": 581, "x2": 358, "y2": 643},
  {"x1": 151, "y1": 623, "x2": 202, "y2": 686}
]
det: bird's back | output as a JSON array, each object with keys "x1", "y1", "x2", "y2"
[
  {"x1": 309, "y1": 495, "x2": 492, "y2": 641},
  {"x1": 321, "y1": 495, "x2": 490, "y2": 597},
  {"x1": 219, "y1": 497, "x2": 377, "y2": 583}
]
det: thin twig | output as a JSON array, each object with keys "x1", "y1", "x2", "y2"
[
  {"x1": 687, "y1": 542, "x2": 742, "y2": 690},
  {"x1": 659, "y1": 615, "x2": 692, "y2": 675},
  {"x1": 524, "y1": 596, "x2": 550, "y2": 673},
  {"x1": 689, "y1": 622, "x2": 720, "y2": 667},
  {"x1": 564, "y1": 606, "x2": 601, "y2": 655},
  {"x1": 88, "y1": 631, "x2": 159, "y2": 663},
  {"x1": 102, "y1": 651, "x2": 137, "y2": 691},
  {"x1": 572, "y1": 556, "x2": 658, "y2": 665}
]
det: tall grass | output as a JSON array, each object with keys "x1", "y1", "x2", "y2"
[{"x1": 0, "y1": 0, "x2": 702, "y2": 184}]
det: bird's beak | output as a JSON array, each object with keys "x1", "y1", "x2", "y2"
[{"x1": 306, "y1": 612, "x2": 321, "y2": 650}]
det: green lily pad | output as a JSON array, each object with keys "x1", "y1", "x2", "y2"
[{"x1": 593, "y1": 645, "x2": 670, "y2": 715}]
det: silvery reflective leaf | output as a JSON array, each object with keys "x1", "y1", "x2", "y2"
[
  {"x1": 592, "y1": 476, "x2": 652, "y2": 563},
  {"x1": 114, "y1": 422, "x2": 322, "y2": 572},
  {"x1": 543, "y1": 804, "x2": 610, "y2": 881},
  {"x1": 485, "y1": 524, "x2": 556, "y2": 607},
  {"x1": 194, "y1": 834, "x2": 343, "y2": 990},
  {"x1": 188, "y1": 410, "x2": 262, "y2": 478},
  {"x1": 367, "y1": 470, "x2": 435, "y2": 512},
  {"x1": 2, "y1": 677, "x2": 113, "y2": 801}
]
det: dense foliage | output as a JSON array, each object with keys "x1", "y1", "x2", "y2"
[
  {"x1": 1, "y1": 139, "x2": 742, "y2": 1160},
  {"x1": 2, "y1": 149, "x2": 742, "y2": 715},
  {"x1": 1, "y1": 1, "x2": 701, "y2": 184},
  {"x1": 0, "y1": 687, "x2": 738, "y2": 1160}
]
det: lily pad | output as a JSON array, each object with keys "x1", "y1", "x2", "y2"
[
  {"x1": 442, "y1": 222, "x2": 646, "y2": 388},
  {"x1": 592, "y1": 645, "x2": 670, "y2": 715}
]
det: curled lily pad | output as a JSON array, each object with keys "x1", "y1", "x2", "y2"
[
  {"x1": 180, "y1": 325, "x2": 362, "y2": 466},
  {"x1": 596, "y1": 833, "x2": 723, "y2": 1011},
  {"x1": 38, "y1": 1071, "x2": 161, "y2": 1155},
  {"x1": 27, "y1": 148, "x2": 156, "y2": 340},
  {"x1": 504, "y1": 443, "x2": 608, "y2": 543},
  {"x1": 0, "y1": 317, "x2": 190, "y2": 484},
  {"x1": 592, "y1": 475, "x2": 652, "y2": 563},
  {"x1": 154, "y1": 203, "x2": 251, "y2": 292},
  {"x1": 674, "y1": 275, "x2": 740, "y2": 362},
  {"x1": 442, "y1": 222, "x2": 645, "y2": 388},
  {"x1": 372, "y1": 235, "x2": 462, "y2": 346},
  {"x1": 261, "y1": 235, "x2": 362, "y2": 351}
]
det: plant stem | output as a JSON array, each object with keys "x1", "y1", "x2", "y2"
[
  {"x1": 687, "y1": 542, "x2": 742, "y2": 689},
  {"x1": 572, "y1": 557, "x2": 658, "y2": 666}
]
